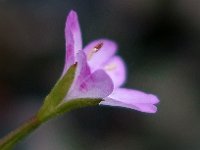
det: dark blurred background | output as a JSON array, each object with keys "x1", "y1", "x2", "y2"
[{"x1": 0, "y1": 0, "x2": 200, "y2": 150}]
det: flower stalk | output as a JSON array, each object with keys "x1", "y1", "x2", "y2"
[
  {"x1": 0, "y1": 116, "x2": 41, "y2": 150},
  {"x1": 0, "y1": 98, "x2": 101, "y2": 150}
]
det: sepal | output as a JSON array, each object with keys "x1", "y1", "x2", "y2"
[{"x1": 37, "y1": 63, "x2": 77, "y2": 121}]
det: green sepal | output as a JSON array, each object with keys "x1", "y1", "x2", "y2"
[
  {"x1": 37, "y1": 63, "x2": 77, "y2": 120},
  {"x1": 39, "y1": 98, "x2": 102, "y2": 122},
  {"x1": 54, "y1": 98, "x2": 101, "y2": 117}
]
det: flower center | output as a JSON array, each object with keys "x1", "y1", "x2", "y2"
[
  {"x1": 87, "y1": 42, "x2": 103, "y2": 60},
  {"x1": 104, "y1": 63, "x2": 117, "y2": 71}
]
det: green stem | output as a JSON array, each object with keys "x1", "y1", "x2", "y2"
[
  {"x1": 0, "y1": 115, "x2": 41, "y2": 150},
  {"x1": 0, "y1": 99, "x2": 101, "y2": 150}
]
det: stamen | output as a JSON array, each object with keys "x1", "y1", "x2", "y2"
[
  {"x1": 87, "y1": 42, "x2": 103, "y2": 60},
  {"x1": 104, "y1": 63, "x2": 117, "y2": 71},
  {"x1": 93, "y1": 42, "x2": 103, "y2": 52}
]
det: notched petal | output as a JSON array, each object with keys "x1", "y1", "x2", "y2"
[
  {"x1": 108, "y1": 88, "x2": 159, "y2": 104},
  {"x1": 100, "y1": 98, "x2": 158, "y2": 113},
  {"x1": 100, "y1": 88, "x2": 159, "y2": 113}
]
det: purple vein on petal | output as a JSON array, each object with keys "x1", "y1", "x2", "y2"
[{"x1": 66, "y1": 70, "x2": 114, "y2": 100}]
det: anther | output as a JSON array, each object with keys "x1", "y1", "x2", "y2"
[
  {"x1": 87, "y1": 42, "x2": 104, "y2": 60},
  {"x1": 93, "y1": 42, "x2": 103, "y2": 52}
]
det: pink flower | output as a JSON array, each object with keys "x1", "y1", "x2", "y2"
[{"x1": 63, "y1": 10, "x2": 159, "y2": 113}]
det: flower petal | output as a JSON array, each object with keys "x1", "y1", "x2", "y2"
[
  {"x1": 63, "y1": 10, "x2": 82, "y2": 74},
  {"x1": 83, "y1": 39, "x2": 117, "y2": 71},
  {"x1": 100, "y1": 98, "x2": 157, "y2": 113},
  {"x1": 100, "y1": 88, "x2": 159, "y2": 113},
  {"x1": 103, "y1": 56, "x2": 126, "y2": 88},
  {"x1": 74, "y1": 50, "x2": 91, "y2": 84},
  {"x1": 65, "y1": 10, "x2": 82, "y2": 53},
  {"x1": 67, "y1": 70, "x2": 114, "y2": 100},
  {"x1": 65, "y1": 51, "x2": 90, "y2": 101},
  {"x1": 108, "y1": 88, "x2": 159, "y2": 104}
]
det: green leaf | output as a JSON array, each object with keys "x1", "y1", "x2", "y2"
[{"x1": 37, "y1": 64, "x2": 77, "y2": 121}]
